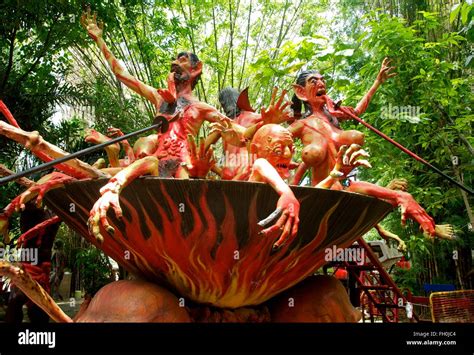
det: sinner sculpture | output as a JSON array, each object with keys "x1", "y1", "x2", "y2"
[
  {"x1": 288, "y1": 66, "x2": 454, "y2": 240},
  {"x1": 0, "y1": 8, "x2": 456, "y2": 323}
]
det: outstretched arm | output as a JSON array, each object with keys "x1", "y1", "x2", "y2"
[
  {"x1": 355, "y1": 57, "x2": 396, "y2": 115},
  {"x1": 374, "y1": 224, "x2": 407, "y2": 252},
  {"x1": 250, "y1": 158, "x2": 300, "y2": 250},
  {"x1": 345, "y1": 180, "x2": 438, "y2": 237},
  {"x1": 81, "y1": 9, "x2": 160, "y2": 106}
]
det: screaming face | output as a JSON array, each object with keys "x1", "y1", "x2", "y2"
[{"x1": 305, "y1": 73, "x2": 326, "y2": 98}]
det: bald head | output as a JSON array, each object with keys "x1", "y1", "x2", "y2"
[
  {"x1": 252, "y1": 124, "x2": 292, "y2": 149},
  {"x1": 250, "y1": 124, "x2": 293, "y2": 157}
]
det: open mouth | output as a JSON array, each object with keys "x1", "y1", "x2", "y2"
[
  {"x1": 316, "y1": 88, "x2": 326, "y2": 96},
  {"x1": 276, "y1": 163, "x2": 289, "y2": 169}
]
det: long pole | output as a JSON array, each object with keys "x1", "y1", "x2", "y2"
[
  {"x1": 0, "y1": 120, "x2": 165, "y2": 186},
  {"x1": 335, "y1": 106, "x2": 473, "y2": 195}
]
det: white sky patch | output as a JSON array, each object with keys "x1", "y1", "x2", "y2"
[{"x1": 51, "y1": 108, "x2": 64, "y2": 125}]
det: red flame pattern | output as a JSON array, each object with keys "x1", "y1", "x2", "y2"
[{"x1": 44, "y1": 178, "x2": 391, "y2": 308}]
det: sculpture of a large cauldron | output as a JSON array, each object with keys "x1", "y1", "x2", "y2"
[{"x1": 44, "y1": 178, "x2": 392, "y2": 308}]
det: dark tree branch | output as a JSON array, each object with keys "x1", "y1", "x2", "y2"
[{"x1": 0, "y1": 25, "x2": 18, "y2": 95}]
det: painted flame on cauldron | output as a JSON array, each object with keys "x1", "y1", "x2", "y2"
[
  {"x1": 44, "y1": 179, "x2": 388, "y2": 309},
  {"x1": 97, "y1": 182, "x2": 369, "y2": 308}
]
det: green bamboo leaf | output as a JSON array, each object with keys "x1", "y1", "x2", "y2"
[
  {"x1": 450, "y1": 3, "x2": 461, "y2": 23},
  {"x1": 461, "y1": 3, "x2": 472, "y2": 24}
]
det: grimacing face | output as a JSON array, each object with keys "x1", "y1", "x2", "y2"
[{"x1": 260, "y1": 133, "x2": 294, "y2": 179}]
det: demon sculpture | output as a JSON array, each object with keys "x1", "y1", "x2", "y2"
[
  {"x1": 287, "y1": 64, "x2": 454, "y2": 241},
  {"x1": 0, "y1": 9, "x2": 455, "y2": 323}
]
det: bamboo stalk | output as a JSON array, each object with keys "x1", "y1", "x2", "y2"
[
  {"x1": 212, "y1": 4, "x2": 221, "y2": 93},
  {"x1": 238, "y1": 1, "x2": 252, "y2": 89}
]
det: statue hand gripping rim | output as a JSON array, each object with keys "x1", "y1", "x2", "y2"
[{"x1": 81, "y1": 10, "x2": 234, "y2": 242}]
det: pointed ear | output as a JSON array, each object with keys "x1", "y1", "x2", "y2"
[
  {"x1": 293, "y1": 84, "x2": 307, "y2": 101},
  {"x1": 237, "y1": 87, "x2": 255, "y2": 112}
]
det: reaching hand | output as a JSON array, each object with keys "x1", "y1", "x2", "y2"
[
  {"x1": 85, "y1": 128, "x2": 107, "y2": 144},
  {"x1": 17, "y1": 173, "x2": 75, "y2": 209},
  {"x1": 396, "y1": 191, "x2": 436, "y2": 237},
  {"x1": 88, "y1": 180, "x2": 123, "y2": 243},
  {"x1": 80, "y1": 7, "x2": 103, "y2": 41},
  {"x1": 260, "y1": 87, "x2": 292, "y2": 125},
  {"x1": 209, "y1": 120, "x2": 245, "y2": 147},
  {"x1": 258, "y1": 193, "x2": 300, "y2": 251},
  {"x1": 376, "y1": 57, "x2": 397, "y2": 84},
  {"x1": 332, "y1": 144, "x2": 371, "y2": 178},
  {"x1": 386, "y1": 178, "x2": 408, "y2": 191},
  {"x1": 432, "y1": 224, "x2": 455, "y2": 240},
  {"x1": 397, "y1": 239, "x2": 407, "y2": 252},
  {"x1": 107, "y1": 127, "x2": 125, "y2": 138},
  {"x1": 184, "y1": 135, "x2": 216, "y2": 178}
]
